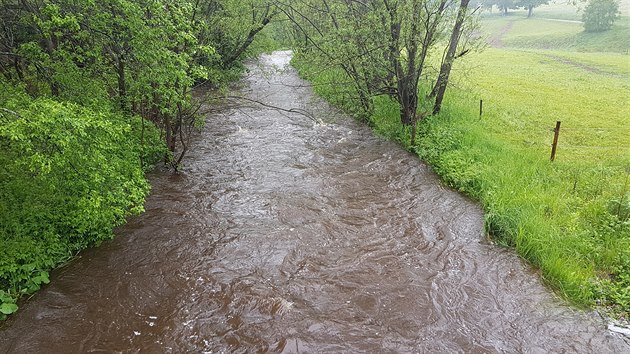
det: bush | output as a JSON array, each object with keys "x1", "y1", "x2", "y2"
[
  {"x1": 582, "y1": 0, "x2": 620, "y2": 32},
  {"x1": 0, "y1": 85, "x2": 164, "y2": 319}
]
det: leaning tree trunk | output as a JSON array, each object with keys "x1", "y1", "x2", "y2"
[
  {"x1": 222, "y1": 4, "x2": 275, "y2": 68},
  {"x1": 430, "y1": 0, "x2": 471, "y2": 115},
  {"x1": 116, "y1": 54, "x2": 127, "y2": 112}
]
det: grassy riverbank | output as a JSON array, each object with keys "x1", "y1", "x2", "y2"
[{"x1": 291, "y1": 16, "x2": 630, "y2": 316}]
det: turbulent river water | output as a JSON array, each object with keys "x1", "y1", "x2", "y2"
[{"x1": 1, "y1": 51, "x2": 628, "y2": 353}]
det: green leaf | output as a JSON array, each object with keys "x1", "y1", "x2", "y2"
[{"x1": 0, "y1": 303, "x2": 18, "y2": 315}]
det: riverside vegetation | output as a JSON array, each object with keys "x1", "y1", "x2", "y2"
[
  {"x1": 291, "y1": 1, "x2": 630, "y2": 319},
  {"x1": 0, "y1": 0, "x2": 277, "y2": 319}
]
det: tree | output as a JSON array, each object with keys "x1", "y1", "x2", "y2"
[
  {"x1": 515, "y1": 0, "x2": 549, "y2": 17},
  {"x1": 0, "y1": 82, "x2": 164, "y2": 314},
  {"x1": 282, "y1": 0, "x2": 479, "y2": 143},
  {"x1": 0, "y1": 0, "x2": 277, "y2": 171},
  {"x1": 430, "y1": 0, "x2": 473, "y2": 114},
  {"x1": 582, "y1": 0, "x2": 619, "y2": 32},
  {"x1": 496, "y1": 0, "x2": 516, "y2": 15},
  {"x1": 194, "y1": 0, "x2": 277, "y2": 70},
  {"x1": 0, "y1": 0, "x2": 277, "y2": 318}
]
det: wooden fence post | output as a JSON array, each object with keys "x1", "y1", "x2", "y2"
[
  {"x1": 479, "y1": 99, "x2": 483, "y2": 118},
  {"x1": 550, "y1": 121, "x2": 561, "y2": 161}
]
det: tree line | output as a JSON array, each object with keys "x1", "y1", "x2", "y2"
[
  {"x1": 0, "y1": 0, "x2": 278, "y2": 167},
  {"x1": 1, "y1": 0, "x2": 482, "y2": 318},
  {"x1": 482, "y1": 0, "x2": 621, "y2": 32},
  {"x1": 282, "y1": 0, "x2": 481, "y2": 143},
  {"x1": 0, "y1": 0, "x2": 275, "y2": 318}
]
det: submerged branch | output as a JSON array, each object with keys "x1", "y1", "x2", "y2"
[{"x1": 224, "y1": 95, "x2": 321, "y2": 124}]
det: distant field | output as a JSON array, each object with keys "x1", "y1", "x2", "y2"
[
  {"x1": 482, "y1": 1, "x2": 630, "y2": 53},
  {"x1": 454, "y1": 48, "x2": 630, "y2": 164},
  {"x1": 484, "y1": 0, "x2": 630, "y2": 19},
  {"x1": 476, "y1": 2, "x2": 630, "y2": 164}
]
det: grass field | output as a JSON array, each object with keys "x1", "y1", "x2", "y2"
[
  {"x1": 431, "y1": 47, "x2": 630, "y2": 308},
  {"x1": 428, "y1": 10, "x2": 630, "y2": 316},
  {"x1": 482, "y1": 1, "x2": 630, "y2": 53},
  {"x1": 293, "y1": 3, "x2": 630, "y2": 318},
  {"x1": 452, "y1": 49, "x2": 630, "y2": 164}
]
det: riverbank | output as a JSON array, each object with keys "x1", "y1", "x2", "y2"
[
  {"x1": 291, "y1": 43, "x2": 630, "y2": 319},
  {"x1": 1, "y1": 50, "x2": 627, "y2": 352}
]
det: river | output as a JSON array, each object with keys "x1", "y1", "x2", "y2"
[{"x1": 0, "y1": 51, "x2": 627, "y2": 353}]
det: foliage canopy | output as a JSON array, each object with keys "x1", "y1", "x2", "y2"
[
  {"x1": 282, "y1": 0, "x2": 481, "y2": 143},
  {"x1": 0, "y1": 0, "x2": 276, "y2": 319},
  {"x1": 583, "y1": 0, "x2": 620, "y2": 32}
]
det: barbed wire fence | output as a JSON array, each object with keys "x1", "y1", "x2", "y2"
[{"x1": 547, "y1": 122, "x2": 630, "y2": 162}]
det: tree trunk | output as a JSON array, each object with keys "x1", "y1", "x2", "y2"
[
  {"x1": 411, "y1": 112, "x2": 417, "y2": 146},
  {"x1": 223, "y1": 19, "x2": 269, "y2": 66},
  {"x1": 222, "y1": 5, "x2": 274, "y2": 68},
  {"x1": 430, "y1": 0, "x2": 471, "y2": 115},
  {"x1": 528, "y1": 6, "x2": 533, "y2": 17},
  {"x1": 43, "y1": 36, "x2": 60, "y2": 96},
  {"x1": 398, "y1": 80, "x2": 418, "y2": 126},
  {"x1": 14, "y1": 56, "x2": 23, "y2": 80},
  {"x1": 117, "y1": 55, "x2": 127, "y2": 111},
  {"x1": 164, "y1": 114, "x2": 175, "y2": 153}
]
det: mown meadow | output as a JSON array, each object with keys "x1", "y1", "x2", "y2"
[{"x1": 293, "y1": 2, "x2": 630, "y2": 318}]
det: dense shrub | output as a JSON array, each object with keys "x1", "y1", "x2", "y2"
[
  {"x1": 583, "y1": 0, "x2": 620, "y2": 32},
  {"x1": 0, "y1": 85, "x2": 164, "y2": 319}
]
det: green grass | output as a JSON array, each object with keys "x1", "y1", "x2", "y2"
[
  {"x1": 456, "y1": 48, "x2": 630, "y2": 163},
  {"x1": 417, "y1": 49, "x2": 628, "y2": 307},
  {"x1": 481, "y1": 2, "x2": 630, "y2": 53},
  {"x1": 548, "y1": 51, "x2": 630, "y2": 74},
  {"x1": 292, "y1": 40, "x2": 630, "y2": 317},
  {"x1": 419, "y1": 49, "x2": 630, "y2": 310},
  {"x1": 484, "y1": 0, "x2": 630, "y2": 20},
  {"x1": 459, "y1": 6, "x2": 630, "y2": 316}
]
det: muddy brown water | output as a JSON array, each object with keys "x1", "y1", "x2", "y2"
[{"x1": 1, "y1": 51, "x2": 628, "y2": 353}]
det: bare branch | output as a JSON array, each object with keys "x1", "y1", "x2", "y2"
[
  {"x1": 224, "y1": 95, "x2": 321, "y2": 123},
  {"x1": 0, "y1": 107, "x2": 22, "y2": 118}
]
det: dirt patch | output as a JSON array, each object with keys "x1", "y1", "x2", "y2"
[
  {"x1": 543, "y1": 54, "x2": 626, "y2": 77},
  {"x1": 488, "y1": 21, "x2": 515, "y2": 48}
]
